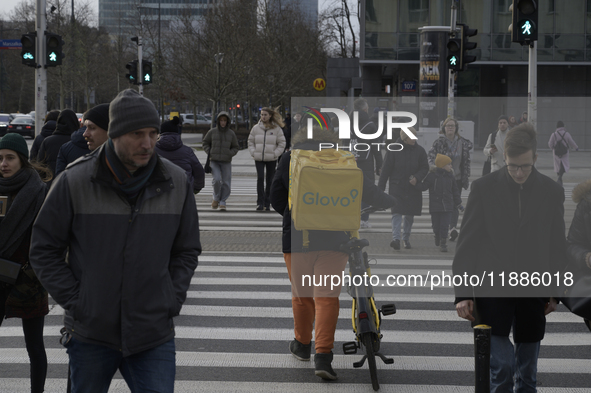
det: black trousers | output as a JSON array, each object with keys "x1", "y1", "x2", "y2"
[
  {"x1": 431, "y1": 211, "x2": 452, "y2": 240},
  {"x1": 255, "y1": 160, "x2": 276, "y2": 207},
  {"x1": 0, "y1": 287, "x2": 47, "y2": 393}
]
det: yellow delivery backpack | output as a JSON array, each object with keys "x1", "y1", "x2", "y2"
[{"x1": 289, "y1": 149, "x2": 363, "y2": 238}]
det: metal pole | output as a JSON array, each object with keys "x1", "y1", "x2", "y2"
[
  {"x1": 216, "y1": 57, "x2": 220, "y2": 118},
  {"x1": 474, "y1": 324, "x2": 491, "y2": 393},
  {"x1": 447, "y1": 1, "x2": 458, "y2": 119},
  {"x1": 527, "y1": 41, "x2": 537, "y2": 129},
  {"x1": 159, "y1": 0, "x2": 163, "y2": 121},
  {"x1": 138, "y1": 36, "x2": 143, "y2": 95},
  {"x1": 35, "y1": 0, "x2": 47, "y2": 135}
]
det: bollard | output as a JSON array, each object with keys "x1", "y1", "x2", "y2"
[{"x1": 474, "y1": 324, "x2": 491, "y2": 393}]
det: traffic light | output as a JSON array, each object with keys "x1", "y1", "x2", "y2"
[
  {"x1": 20, "y1": 32, "x2": 37, "y2": 67},
  {"x1": 446, "y1": 32, "x2": 462, "y2": 71},
  {"x1": 45, "y1": 32, "x2": 65, "y2": 67},
  {"x1": 126, "y1": 60, "x2": 138, "y2": 85},
  {"x1": 142, "y1": 60, "x2": 153, "y2": 85},
  {"x1": 509, "y1": 0, "x2": 538, "y2": 45},
  {"x1": 459, "y1": 23, "x2": 478, "y2": 70}
]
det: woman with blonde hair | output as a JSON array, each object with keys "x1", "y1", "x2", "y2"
[{"x1": 248, "y1": 107, "x2": 286, "y2": 211}]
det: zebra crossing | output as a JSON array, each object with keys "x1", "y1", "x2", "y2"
[{"x1": 2, "y1": 181, "x2": 587, "y2": 392}]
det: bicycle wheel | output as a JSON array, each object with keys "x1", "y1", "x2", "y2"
[{"x1": 362, "y1": 333, "x2": 379, "y2": 391}]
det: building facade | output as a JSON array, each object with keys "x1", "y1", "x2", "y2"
[{"x1": 354, "y1": 0, "x2": 591, "y2": 148}]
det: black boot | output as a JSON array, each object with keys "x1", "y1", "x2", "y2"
[
  {"x1": 434, "y1": 235, "x2": 440, "y2": 246},
  {"x1": 314, "y1": 352, "x2": 337, "y2": 380},
  {"x1": 440, "y1": 239, "x2": 448, "y2": 252}
]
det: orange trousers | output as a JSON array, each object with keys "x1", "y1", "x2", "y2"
[{"x1": 284, "y1": 251, "x2": 349, "y2": 354}]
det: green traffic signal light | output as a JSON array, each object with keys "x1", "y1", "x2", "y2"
[
  {"x1": 45, "y1": 33, "x2": 64, "y2": 67},
  {"x1": 520, "y1": 20, "x2": 533, "y2": 36},
  {"x1": 449, "y1": 56, "x2": 458, "y2": 66},
  {"x1": 20, "y1": 33, "x2": 36, "y2": 67},
  {"x1": 142, "y1": 61, "x2": 153, "y2": 85}
]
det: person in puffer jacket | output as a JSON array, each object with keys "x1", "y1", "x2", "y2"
[
  {"x1": 30, "y1": 110, "x2": 60, "y2": 161},
  {"x1": 36, "y1": 109, "x2": 79, "y2": 176},
  {"x1": 248, "y1": 107, "x2": 286, "y2": 211},
  {"x1": 155, "y1": 117, "x2": 204, "y2": 194},
  {"x1": 55, "y1": 127, "x2": 89, "y2": 177}
]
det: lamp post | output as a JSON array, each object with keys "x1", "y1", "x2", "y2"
[{"x1": 214, "y1": 52, "x2": 224, "y2": 118}]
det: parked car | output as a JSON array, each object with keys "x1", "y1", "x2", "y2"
[
  {"x1": 76, "y1": 113, "x2": 84, "y2": 125},
  {"x1": 7, "y1": 116, "x2": 35, "y2": 138},
  {"x1": 0, "y1": 113, "x2": 10, "y2": 136},
  {"x1": 181, "y1": 113, "x2": 210, "y2": 125}
]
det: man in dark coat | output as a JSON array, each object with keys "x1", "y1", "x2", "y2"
[
  {"x1": 155, "y1": 117, "x2": 205, "y2": 194},
  {"x1": 378, "y1": 128, "x2": 428, "y2": 250},
  {"x1": 351, "y1": 99, "x2": 384, "y2": 229},
  {"x1": 453, "y1": 123, "x2": 566, "y2": 392},
  {"x1": 36, "y1": 109, "x2": 79, "y2": 175},
  {"x1": 30, "y1": 110, "x2": 60, "y2": 160},
  {"x1": 55, "y1": 126, "x2": 89, "y2": 176}
]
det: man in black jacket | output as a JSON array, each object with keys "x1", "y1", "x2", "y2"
[{"x1": 453, "y1": 123, "x2": 566, "y2": 392}]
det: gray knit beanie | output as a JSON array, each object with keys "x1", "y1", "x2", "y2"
[{"x1": 108, "y1": 89, "x2": 160, "y2": 138}]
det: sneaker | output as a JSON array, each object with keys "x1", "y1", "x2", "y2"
[
  {"x1": 314, "y1": 352, "x2": 337, "y2": 380},
  {"x1": 449, "y1": 228, "x2": 458, "y2": 242},
  {"x1": 265, "y1": 206, "x2": 271, "y2": 211},
  {"x1": 440, "y1": 239, "x2": 448, "y2": 252},
  {"x1": 219, "y1": 205, "x2": 226, "y2": 211},
  {"x1": 403, "y1": 240, "x2": 411, "y2": 249},
  {"x1": 390, "y1": 239, "x2": 400, "y2": 250},
  {"x1": 360, "y1": 220, "x2": 372, "y2": 229},
  {"x1": 289, "y1": 339, "x2": 311, "y2": 361},
  {"x1": 211, "y1": 200, "x2": 219, "y2": 209},
  {"x1": 256, "y1": 205, "x2": 264, "y2": 211}
]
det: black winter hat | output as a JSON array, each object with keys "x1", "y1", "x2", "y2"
[
  {"x1": 160, "y1": 116, "x2": 180, "y2": 134},
  {"x1": 84, "y1": 104, "x2": 110, "y2": 131},
  {"x1": 0, "y1": 133, "x2": 29, "y2": 159},
  {"x1": 56, "y1": 109, "x2": 80, "y2": 134}
]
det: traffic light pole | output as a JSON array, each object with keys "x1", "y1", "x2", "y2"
[
  {"x1": 35, "y1": 0, "x2": 47, "y2": 134},
  {"x1": 447, "y1": 1, "x2": 458, "y2": 119},
  {"x1": 528, "y1": 41, "x2": 537, "y2": 129},
  {"x1": 137, "y1": 36, "x2": 143, "y2": 95}
]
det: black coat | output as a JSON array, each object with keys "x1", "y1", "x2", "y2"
[
  {"x1": 55, "y1": 127, "x2": 90, "y2": 176},
  {"x1": 30, "y1": 120, "x2": 56, "y2": 160},
  {"x1": 155, "y1": 133, "x2": 205, "y2": 193},
  {"x1": 453, "y1": 167, "x2": 567, "y2": 341},
  {"x1": 378, "y1": 139, "x2": 429, "y2": 216},
  {"x1": 37, "y1": 110, "x2": 79, "y2": 175},
  {"x1": 416, "y1": 168, "x2": 461, "y2": 213},
  {"x1": 351, "y1": 111, "x2": 383, "y2": 182},
  {"x1": 270, "y1": 141, "x2": 397, "y2": 254},
  {"x1": 567, "y1": 179, "x2": 591, "y2": 271}
]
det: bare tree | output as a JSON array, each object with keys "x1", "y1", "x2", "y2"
[{"x1": 319, "y1": 0, "x2": 359, "y2": 58}]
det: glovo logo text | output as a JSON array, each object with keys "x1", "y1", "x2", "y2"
[{"x1": 302, "y1": 189, "x2": 359, "y2": 207}]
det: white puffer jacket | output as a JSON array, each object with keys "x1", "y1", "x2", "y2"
[{"x1": 248, "y1": 121, "x2": 286, "y2": 162}]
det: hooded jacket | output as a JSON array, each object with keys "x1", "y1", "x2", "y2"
[
  {"x1": 202, "y1": 112, "x2": 240, "y2": 163},
  {"x1": 248, "y1": 120, "x2": 286, "y2": 162},
  {"x1": 30, "y1": 120, "x2": 57, "y2": 160},
  {"x1": 567, "y1": 179, "x2": 591, "y2": 271},
  {"x1": 155, "y1": 132, "x2": 205, "y2": 193},
  {"x1": 37, "y1": 109, "x2": 80, "y2": 174},
  {"x1": 270, "y1": 127, "x2": 397, "y2": 253},
  {"x1": 55, "y1": 127, "x2": 90, "y2": 177},
  {"x1": 30, "y1": 144, "x2": 201, "y2": 357},
  {"x1": 415, "y1": 167, "x2": 461, "y2": 213}
]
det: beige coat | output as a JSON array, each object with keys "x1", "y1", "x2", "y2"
[{"x1": 248, "y1": 121, "x2": 286, "y2": 162}]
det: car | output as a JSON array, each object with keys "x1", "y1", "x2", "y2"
[
  {"x1": 0, "y1": 113, "x2": 10, "y2": 136},
  {"x1": 7, "y1": 116, "x2": 35, "y2": 138},
  {"x1": 181, "y1": 113, "x2": 210, "y2": 125},
  {"x1": 76, "y1": 113, "x2": 84, "y2": 125}
]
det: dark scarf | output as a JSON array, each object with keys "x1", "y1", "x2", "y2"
[
  {"x1": 0, "y1": 168, "x2": 46, "y2": 258},
  {"x1": 104, "y1": 138, "x2": 157, "y2": 200}
]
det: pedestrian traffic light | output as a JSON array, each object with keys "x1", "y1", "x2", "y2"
[
  {"x1": 20, "y1": 32, "x2": 37, "y2": 67},
  {"x1": 446, "y1": 32, "x2": 462, "y2": 71},
  {"x1": 459, "y1": 23, "x2": 478, "y2": 70},
  {"x1": 45, "y1": 32, "x2": 65, "y2": 67},
  {"x1": 126, "y1": 60, "x2": 138, "y2": 85},
  {"x1": 142, "y1": 60, "x2": 153, "y2": 85},
  {"x1": 509, "y1": 0, "x2": 538, "y2": 45}
]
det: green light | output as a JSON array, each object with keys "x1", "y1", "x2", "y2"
[
  {"x1": 521, "y1": 20, "x2": 532, "y2": 35},
  {"x1": 23, "y1": 53, "x2": 34, "y2": 60},
  {"x1": 449, "y1": 56, "x2": 457, "y2": 66},
  {"x1": 144, "y1": 74, "x2": 150, "y2": 82},
  {"x1": 49, "y1": 52, "x2": 57, "y2": 62}
]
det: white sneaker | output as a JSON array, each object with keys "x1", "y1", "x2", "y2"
[{"x1": 360, "y1": 220, "x2": 372, "y2": 229}]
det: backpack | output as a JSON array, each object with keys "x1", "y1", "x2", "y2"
[
  {"x1": 289, "y1": 149, "x2": 363, "y2": 236},
  {"x1": 554, "y1": 132, "x2": 569, "y2": 158}
]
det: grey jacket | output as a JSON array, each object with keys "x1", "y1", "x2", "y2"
[{"x1": 30, "y1": 145, "x2": 201, "y2": 357}]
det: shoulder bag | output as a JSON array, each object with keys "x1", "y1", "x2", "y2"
[{"x1": 481, "y1": 131, "x2": 497, "y2": 176}]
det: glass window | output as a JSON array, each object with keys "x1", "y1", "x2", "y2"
[
  {"x1": 429, "y1": 0, "x2": 453, "y2": 27},
  {"x1": 365, "y1": 0, "x2": 397, "y2": 33},
  {"x1": 554, "y1": 0, "x2": 584, "y2": 34},
  {"x1": 459, "y1": 0, "x2": 485, "y2": 34},
  {"x1": 493, "y1": 0, "x2": 512, "y2": 33},
  {"x1": 400, "y1": 0, "x2": 429, "y2": 32},
  {"x1": 538, "y1": 0, "x2": 554, "y2": 34}
]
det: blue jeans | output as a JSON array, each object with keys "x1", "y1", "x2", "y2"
[
  {"x1": 490, "y1": 335, "x2": 540, "y2": 393},
  {"x1": 391, "y1": 214, "x2": 414, "y2": 241},
  {"x1": 66, "y1": 337, "x2": 175, "y2": 393},
  {"x1": 210, "y1": 160, "x2": 232, "y2": 204}
]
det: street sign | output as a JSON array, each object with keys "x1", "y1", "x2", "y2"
[
  {"x1": 0, "y1": 39, "x2": 22, "y2": 50},
  {"x1": 313, "y1": 78, "x2": 326, "y2": 91},
  {"x1": 401, "y1": 81, "x2": 417, "y2": 92}
]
